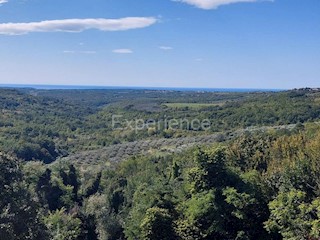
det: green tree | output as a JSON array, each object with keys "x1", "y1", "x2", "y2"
[
  {"x1": 140, "y1": 207, "x2": 176, "y2": 240},
  {"x1": 44, "y1": 208, "x2": 81, "y2": 240},
  {"x1": 176, "y1": 190, "x2": 218, "y2": 239},
  {"x1": 59, "y1": 164, "x2": 80, "y2": 202},
  {"x1": 0, "y1": 153, "x2": 48, "y2": 240},
  {"x1": 84, "y1": 193, "x2": 123, "y2": 240},
  {"x1": 265, "y1": 189, "x2": 313, "y2": 239}
]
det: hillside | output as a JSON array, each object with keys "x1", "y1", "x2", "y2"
[
  {"x1": 1, "y1": 88, "x2": 320, "y2": 239},
  {"x1": 0, "y1": 88, "x2": 319, "y2": 163}
]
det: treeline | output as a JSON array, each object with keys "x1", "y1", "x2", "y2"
[{"x1": 2, "y1": 124, "x2": 320, "y2": 239}]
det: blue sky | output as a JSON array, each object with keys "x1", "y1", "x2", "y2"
[{"x1": 0, "y1": 0, "x2": 319, "y2": 89}]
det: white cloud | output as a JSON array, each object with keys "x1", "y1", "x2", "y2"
[
  {"x1": 0, "y1": 0, "x2": 8, "y2": 5},
  {"x1": 174, "y1": 0, "x2": 270, "y2": 9},
  {"x1": 159, "y1": 46, "x2": 173, "y2": 50},
  {"x1": 0, "y1": 17, "x2": 157, "y2": 35},
  {"x1": 112, "y1": 49, "x2": 133, "y2": 54}
]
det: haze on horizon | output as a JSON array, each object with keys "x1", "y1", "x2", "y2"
[{"x1": 0, "y1": 0, "x2": 319, "y2": 89}]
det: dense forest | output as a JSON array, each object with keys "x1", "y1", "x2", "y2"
[{"x1": 1, "y1": 87, "x2": 320, "y2": 239}]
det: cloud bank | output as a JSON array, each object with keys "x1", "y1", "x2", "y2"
[
  {"x1": 0, "y1": 17, "x2": 157, "y2": 35},
  {"x1": 174, "y1": 0, "x2": 269, "y2": 9}
]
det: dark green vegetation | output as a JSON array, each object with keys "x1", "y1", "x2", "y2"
[
  {"x1": 1, "y1": 88, "x2": 320, "y2": 163},
  {"x1": 1, "y1": 87, "x2": 320, "y2": 239}
]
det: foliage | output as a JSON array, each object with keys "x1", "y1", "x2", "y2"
[
  {"x1": 43, "y1": 208, "x2": 81, "y2": 240},
  {"x1": 1, "y1": 88, "x2": 320, "y2": 239},
  {"x1": 1, "y1": 88, "x2": 320, "y2": 163},
  {"x1": 0, "y1": 153, "x2": 48, "y2": 240},
  {"x1": 140, "y1": 207, "x2": 175, "y2": 240},
  {"x1": 265, "y1": 189, "x2": 320, "y2": 240}
]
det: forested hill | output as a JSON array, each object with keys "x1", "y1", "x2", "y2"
[
  {"x1": 2, "y1": 121, "x2": 320, "y2": 239},
  {"x1": 0, "y1": 89, "x2": 320, "y2": 163},
  {"x1": 0, "y1": 88, "x2": 93, "y2": 163},
  {"x1": 1, "y1": 87, "x2": 320, "y2": 239},
  {"x1": 0, "y1": 87, "x2": 320, "y2": 163}
]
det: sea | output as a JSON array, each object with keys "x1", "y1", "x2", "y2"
[{"x1": 0, "y1": 84, "x2": 284, "y2": 92}]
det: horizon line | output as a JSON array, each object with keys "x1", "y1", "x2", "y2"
[{"x1": 0, "y1": 83, "x2": 288, "y2": 92}]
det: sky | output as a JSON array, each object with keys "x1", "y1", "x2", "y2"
[{"x1": 0, "y1": 0, "x2": 319, "y2": 89}]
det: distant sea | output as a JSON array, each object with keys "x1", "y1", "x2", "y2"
[{"x1": 0, "y1": 84, "x2": 284, "y2": 92}]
